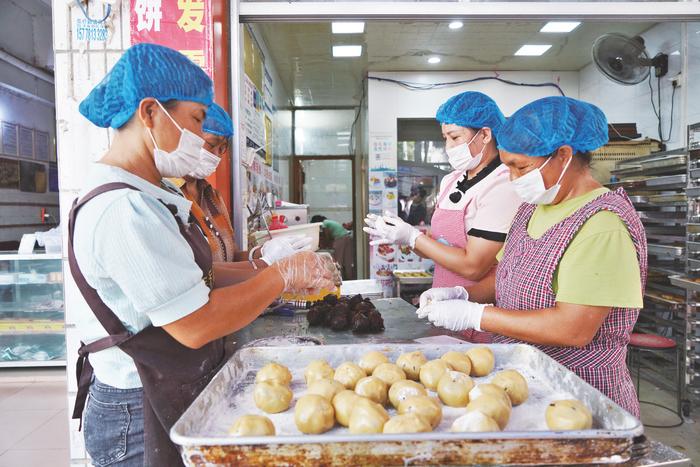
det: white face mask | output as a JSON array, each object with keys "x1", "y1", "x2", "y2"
[
  {"x1": 188, "y1": 146, "x2": 221, "y2": 179},
  {"x1": 147, "y1": 101, "x2": 209, "y2": 178},
  {"x1": 511, "y1": 155, "x2": 573, "y2": 205},
  {"x1": 445, "y1": 131, "x2": 484, "y2": 172}
]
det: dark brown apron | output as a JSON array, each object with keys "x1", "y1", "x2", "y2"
[{"x1": 68, "y1": 182, "x2": 225, "y2": 466}]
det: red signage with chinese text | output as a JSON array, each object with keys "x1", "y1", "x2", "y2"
[{"x1": 130, "y1": 0, "x2": 214, "y2": 79}]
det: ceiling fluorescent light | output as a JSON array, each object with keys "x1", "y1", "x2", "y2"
[
  {"x1": 540, "y1": 21, "x2": 581, "y2": 33},
  {"x1": 333, "y1": 45, "x2": 362, "y2": 58},
  {"x1": 332, "y1": 22, "x2": 365, "y2": 34},
  {"x1": 428, "y1": 56, "x2": 441, "y2": 64},
  {"x1": 449, "y1": 21, "x2": 463, "y2": 30},
  {"x1": 514, "y1": 45, "x2": 552, "y2": 56}
]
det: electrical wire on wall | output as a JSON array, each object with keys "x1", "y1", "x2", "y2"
[
  {"x1": 74, "y1": 0, "x2": 112, "y2": 23},
  {"x1": 648, "y1": 73, "x2": 677, "y2": 144},
  {"x1": 349, "y1": 76, "x2": 367, "y2": 157},
  {"x1": 367, "y1": 75, "x2": 567, "y2": 97}
]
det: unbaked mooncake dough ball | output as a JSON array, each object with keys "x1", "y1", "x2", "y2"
[
  {"x1": 465, "y1": 347, "x2": 495, "y2": 377},
  {"x1": 396, "y1": 351, "x2": 428, "y2": 381},
  {"x1": 383, "y1": 413, "x2": 432, "y2": 434},
  {"x1": 253, "y1": 381, "x2": 293, "y2": 413},
  {"x1": 491, "y1": 369, "x2": 529, "y2": 406},
  {"x1": 294, "y1": 394, "x2": 335, "y2": 434},
  {"x1": 437, "y1": 371, "x2": 474, "y2": 407},
  {"x1": 440, "y1": 351, "x2": 472, "y2": 375},
  {"x1": 466, "y1": 394, "x2": 511, "y2": 430},
  {"x1": 354, "y1": 376, "x2": 388, "y2": 405},
  {"x1": 419, "y1": 359, "x2": 451, "y2": 391},
  {"x1": 358, "y1": 351, "x2": 389, "y2": 374},
  {"x1": 304, "y1": 360, "x2": 335, "y2": 385},
  {"x1": 372, "y1": 363, "x2": 407, "y2": 386},
  {"x1": 307, "y1": 378, "x2": 345, "y2": 402},
  {"x1": 545, "y1": 400, "x2": 593, "y2": 431},
  {"x1": 229, "y1": 414, "x2": 276, "y2": 436},
  {"x1": 397, "y1": 396, "x2": 442, "y2": 429},
  {"x1": 334, "y1": 362, "x2": 366, "y2": 390},
  {"x1": 255, "y1": 362, "x2": 292, "y2": 385},
  {"x1": 388, "y1": 380, "x2": 427, "y2": 409},
  {"x1": 348, "y1": 398, "x2": 390, "y2": 434},
  {"x1": 332, "y1": 390, "x2": 360, "y2": 427},
  {"x1": 450, "y1": 411, "x2": 500, "y2": 433},
  {"x1": 469, "y1": 383, "x2": 512, "y2": 410}
]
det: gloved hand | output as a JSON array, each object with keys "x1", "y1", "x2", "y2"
[
  {"x1": 260, "y1": 234, "x2": 313, "y2": 265},
  {"x1": 420, "y1": 299, "x2": 487, "y2": 332},
  {"x1": 417, "y1": 286, "x2": 469, "y2": 318},
  {"x1": 273, "y1": 251, "x2": 337, "y2": 294},
  {"x1": 363, "y1": 212, "x2": 423, "y2": 248}
]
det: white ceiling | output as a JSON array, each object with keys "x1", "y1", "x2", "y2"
[{"x1": 256, "y1": 20, "x2": 655, "y2": 107}]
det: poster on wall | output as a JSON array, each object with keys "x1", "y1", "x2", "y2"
[
  {"x1": 130, "y1": 0, "x2": 214, "y2": 78},
  {"x1": 242, "y1": 75, "x2": 265, "y2": 151}
]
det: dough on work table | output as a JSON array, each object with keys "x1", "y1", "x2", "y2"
[
  {"x1": 348, "y1": 397, "x2": 390, "y2": 434},
  {"x1": 372, "y1": 363, "x2": 407, "y2": 386},
  {"x1": 255, "y1": 362, "x2": 292, "y2": 385},
  {"x1": 332, "y1": 390, "x2": 361, "y2": 427},
  {"x1": 469, "y1": 383, "x2": 512, "y2": 410},
  {"x1": 437, "y1": 370, "x2": 474, "y2": 407},
  {"x1": 334, "y1": 362, "x2": 366, "y2": 390},
  {"x1": 450, "y1": 411, "x2": 500, "y2": 433},
  {"x1": 358, "y1": 350, "x2": 389, "y2": 374},
  {"x1": 465, "y1": 346, "x2": 495, "y2": 377},
  {"x1": 383, "y1": 413, "x2": 432, "y2": 434},
  {"x1": 354, "y1": 376, "x2": 388, "y2": 405},
  {"x1": 545, "y1": 400, "x2": 593, "y2": 431},
  {"x1": 440, "y1": 350, "x2": 472, "y2": 375},
  {"x1": 491, "y1": 369, "x2": 529, "y2": 406},
  {"x1": 396, "y1": 351, "x2": 428, "y2": 381},
  {"x1": 388, "y1": 380, "x2": 427, "y2": 409},
  {"x1": 253, "y1": 381, "x2": 293, "y2": 414},
  {"x1": 228, "y1": 414, "x2": 276, "y2": 436},
  {"x1": 419, "y1": 359, "x2": 451, "y2": 391},
  {"x1": 397, "y1": 395, "x2": 443, "y2": 429},
  {"x1": 294, "y1": 394, "x2": 336, "y2": 434},
  {"x1": 307, "y1": 378, "x2": 345, "y2": 402},
  {"x1": 304, "y1": 360, "x2": 335, "y2": 385}
]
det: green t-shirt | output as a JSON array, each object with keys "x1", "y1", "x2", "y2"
[
  {"x1": 322, "y1": 219, "x2": 350, "y2": 239},
  {"x1": 497, "y1": 187, "x2": 643, "y2": 308}
]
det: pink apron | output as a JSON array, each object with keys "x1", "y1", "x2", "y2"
[
  {"x1": 494, "y1": 189, "x2": 647, "y2": 417},
  {"x1": 430, "y1": 170, "x2": 492, "y2": 343}
]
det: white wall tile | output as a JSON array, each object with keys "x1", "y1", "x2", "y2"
[{"x1": 52, "y1": 1, "x2": 71, "y2": 52}]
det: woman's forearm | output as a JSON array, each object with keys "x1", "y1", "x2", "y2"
[{"x1": 212, "y1": 262, "x2": 260, "y2": 287}]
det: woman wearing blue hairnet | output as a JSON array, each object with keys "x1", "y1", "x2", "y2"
[
  {"x1": 67, "y1": 44, "x2": 335, "y2": 466},
  {"x1": 417, "y1": 96, "x2": 646, "y2": 417},
  {"x1": 365, "y1": 91, "x2": 522, "y2": 342}
]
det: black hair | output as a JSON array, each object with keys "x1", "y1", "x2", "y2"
[
  {"x1": 576, "y1": 151, "x2": 593, "y2": 167},
  {"x1": 311, "y1": 215, "x2": 327, "y2": 223}
]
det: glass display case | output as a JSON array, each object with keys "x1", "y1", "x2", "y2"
[{"x1": 0, "y1": 253, "x2": 65, "y2": 367}]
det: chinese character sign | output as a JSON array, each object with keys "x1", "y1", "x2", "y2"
[{"x1": 130, "y1": 0, "x2": 213, "y2": 78}]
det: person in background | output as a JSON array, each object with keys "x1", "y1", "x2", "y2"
[
  {"x1": 312, "y1": 214, "x2": 350, "y2": 246},
  {"x1": 417, "y1": 96, "x2": 646, "y2": 417},
  {"x1": 405, "y1": 186, "x2": 428, "y2": 226},
  {"x1": 365, "y1": 92, "x2": 522, "y2": 342}
]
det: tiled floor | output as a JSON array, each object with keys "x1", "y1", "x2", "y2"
[{"x1": 0, "y1": 369, "x2": 697, "y2": 466}]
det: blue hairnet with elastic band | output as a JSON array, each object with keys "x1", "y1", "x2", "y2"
[
  {"x1": 497, "y1": 96, "x2": 609, "y2": 157},
  {"x1": 203, "y1": 103, "x2": 234, "y2": 137},
  {"x1": 435, "y1": 91, "x2": 505, "y2": 134},
  {"x1": 79, "y1": 43, "x2": 214, "y2": 129}
]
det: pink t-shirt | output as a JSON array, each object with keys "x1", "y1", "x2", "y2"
[{"x1": 438, "y1": 164, "x2": 522, "y2": 238}]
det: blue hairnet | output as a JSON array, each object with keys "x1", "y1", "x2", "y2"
[
  {"x1": 80, "y1": 43, "x2": 214, "y2": 129},
  {"x1": 497, "y1": 96, "x2": 609, "y2": 157},
  {"x1": 435, "y1": 91, "x2": 506, "y2": 134},
  {"x1": 203, "y1": 103, "x2": 233, "y2": 137}
]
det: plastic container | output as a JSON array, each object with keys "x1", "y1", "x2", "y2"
[{"x1": 251, "y1": 222, "x2": 323, "y2": 251}]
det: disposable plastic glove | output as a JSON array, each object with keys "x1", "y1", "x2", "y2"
[
  {"x1": 422, "y1": 299, "x2": 487, "y2": 332},
  {"x1": 273, "y1": 251, "x2": 337, "y2": 294},
  {"x1": 260, "y1": 234, "x2": 313, "y2": 265},
  {"x1": 416, "y1": 286, "x2": 469, "y2": 318},
  {"x1": 363, "y1": 211, "x2": 423, "y2": 248}
]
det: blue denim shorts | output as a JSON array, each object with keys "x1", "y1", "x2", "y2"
[{"x1": 84, "y1": 379, "x2": 145, "y2": 467}]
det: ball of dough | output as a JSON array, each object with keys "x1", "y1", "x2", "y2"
[
  {"x1": 334, "y1": 362, "x2": 366, "y2": 390},
  {"x1": 465, "y1": 347, "x2": 494, "y2": 377},
  {"x1": 450, "y1": 411, "x2": 500, "y2": 433},
  {"x1": 348, "y1": 398, "x2": 390, "y2": 434},
  {"x1": 398, "y1": 396, "x2": 443, "y2": 429},
  {"x1": 396, "y1": 351, "x2": 428, "y2": 380},
  {"x1": 419, "y1": 359, "x2": 451, "y2": 391},
  {"x1": 388, "y1": 380, "x2": 427, "y2": 409},
  {"x1": 383, "y1": 413, "x2": 432, "y2": 434},
  {"x1": 545, "y1": 400, "x2": 593, "y2": 431},
  {"x1": 466, "y1": 394, "x2": 511, "y2": 430},
  {"x1": 228, "y1": 414, "x2": 276, "y2": 436},
  {"x1": 255, "y1": 362, "x2": 292, "y2": 385},
  {"x1": 437, "y1": 370, "x2": 475, "y2": 407},
  {"x1": 253, "y1": 381, "x2": 293, "y2": 414},
  {"x1": 358, "y1": 351, "x2": 389, "y2": 374},
  {"x1": 332, "y1": 390, "x2": 360, "y2": 427},
  {"x1": 372, "y1": 363, "x2": 407, "y2": 386},
  {"x1": 304, "y1": 360, "x2": 334, "y2": 385},
  {"x1": 491, "y1": 369, "x2": 529, "y2": 406},
  {"x1": 307, "y1": 378, "x2": 345, "y2": 402},
  {"x1": 294, "y1": 394, "x2": 335, "y2": 434},
  {"x1": 440, "y1": 351, "x2": 472, "y2": 375},
  {"x1": 469, "y1": 383, "x2": 512, "y2": 409},
  {"x1": 355, "y1": 376, "x2": 388, "y2": 405}
]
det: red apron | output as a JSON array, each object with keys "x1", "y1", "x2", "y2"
[
  {"x1": 69, "y1": 182, "x2": 226, "y2": 466},
  {"x1": 494, "y1": 188, "x2": 647, "y2": 417},
  {"x1": 430, "y1": 170, "x2": 492, "y2": 343}
]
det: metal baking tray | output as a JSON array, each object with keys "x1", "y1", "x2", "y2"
[
  {"x1": 688, "y1": 259, "x2": 700, "y2": 272},
  {"x1": 687, "y1": 186, "x2": 700, "y2": 199},
  {"x1": 647, "y1": 244, "x2": 685, "y2": 258},
  {"x1": 670, "y1": 275, "x2": 700, "y2": 293},
  {"x1": 393, "y1": 270, "x2": 433, "y2": 285},
  {"x1": 644, "y1": 174, "x2": 687, "y2": 189},
  {"x1": 647, "y1": 193, "x2": 687, "y2": 205},
  {"x1": 690, "y1": 168, "x2": 700, "y2": 180},
  {"x1": 172, "y1": 343, "x2": 644, "y2": 466},
  {"x1": 637, "y1": 211, "x2": 687, "y2": 225},
  {"x1": 639, "y1": 154, "x2": 687, "y2": 174}
]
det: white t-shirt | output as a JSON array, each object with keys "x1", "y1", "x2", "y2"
[{"x1": 72, "y1": 163, "x2": 211, "y2": 388}]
